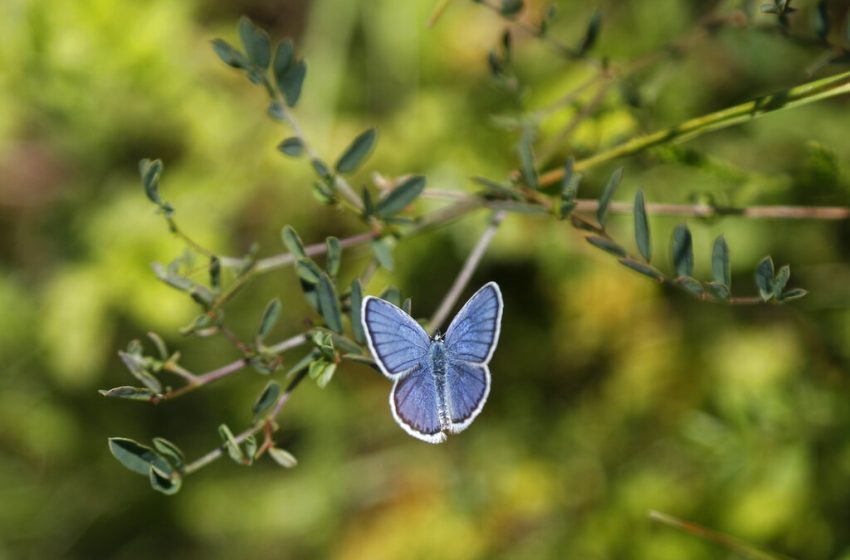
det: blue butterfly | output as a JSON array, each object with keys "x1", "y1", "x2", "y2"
[{"x1": 361, "y1": 282, "x2": 503, "y2": 443}]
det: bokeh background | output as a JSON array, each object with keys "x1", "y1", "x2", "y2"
[{"x1": 2, "y1": 0, "x2": 850, "y2": 558}]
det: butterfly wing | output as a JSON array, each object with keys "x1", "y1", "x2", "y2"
[
  {"x1": 444, "y1": 281, "x2": 503, "y2": 364},
  {"x1": 390, "y1": 360, "x2": 446, "y2": 444},
  {"x1": 362, "y1": 296, "x2": 431, "y2": 379},
  {"x1": 445, "y1": 360, "x2": 491, "y2": 434}
]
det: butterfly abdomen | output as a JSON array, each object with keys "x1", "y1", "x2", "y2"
[{"x1": 429, "y1": 341, "x2": 452, "y2": 431}]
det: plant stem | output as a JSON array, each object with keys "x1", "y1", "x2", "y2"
[
  {"x1": 183, "y1": 368, "x2": 309, "y2": 475},
  {"x1": 539, "y1": 70, "x2": 850, "y2": 185},
  {"x1": 156, "y1": 333, "x2": 308, "y2": 401},
  {"x1": 428, "y1": 210, "x2": 506, "y2": 333},
  {"x1": 648, "y1": 510, "x2": 793, "y2": 560},
  {"x1": 264, "y1": 80, "x2": 364, "y2": 211}
]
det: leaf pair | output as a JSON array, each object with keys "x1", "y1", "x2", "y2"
[{"x1": 108, "y1": 437, "x2": 184, "y2": 495}]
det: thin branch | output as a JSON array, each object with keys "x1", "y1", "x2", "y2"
[
  {"x1": 538, "y1": 70, "x2": 850, "y2": 186},
  {"x1": 648, "y1": 510, "x2": 793, "y2": 560},
  {"x1": 421, "y1": 189, "x2": 850, "y2": 221},
  {"x1": 428, "y1": 210, "x2": 506, "y2": 333},
  {"x1": 183, "y1": 368, "x2": 310, "y2": 475},
  {"x1": 254, "y1": 231, "x2": 378, "y2": 273},
  {"x1": 155, "y1": 333, "x2": 308, "y2": 402},
  {"x1": 264, "y1": 80, "x2": 364, "y2": 211},
  {"x1": 576, "y1": 200, "x2": 850, "y2": 221}
]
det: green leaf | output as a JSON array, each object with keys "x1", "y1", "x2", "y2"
[
  {"x1": 500, "y1": 0, "x2": 524, "y2": 16},
  {"x1": 559, "y1": 158, "x2": 581, "y2": 218},
  {"x1": 597, "y1": 167, "x2": 623, "y2": 226},
  {"x1": 238, "y1": 16, "x2": 271, "y2": 69},
  {"x1": 327, "y1": 332, "x2": 362, "y2": 355},
  {"x1": 311, "y1": 159, "x2": 331, "y2": 180},
  {"x1": 149, "y1": 466, "x2": 182, "y2": 495},
  {"x1": 118, "y1": 351, "x2": 162, "y2": 393},
  {"x1": 317, "y1": 273, "x2": 343, "y2": 333},
  {"x1": 99, "y1": 386, "x2": 157, "y2": 401},
  {"x1": 380, "y1": 286, "x2": 402, "y2": 307},
  {"x1": 517, "y1": 132, "x2": 538, "y2": 188},
  {"x1": 309, "y1": 359, "x2": 337, "y2": 388},
  {"x1": 257, "y1": 298, "x2": 282, "y2": 340},
  {"x1": 296, "y1": 257, "x2": 322, "y2": 285},
  {"x1": 772, "y1": 264, "x2": 790, "y2": 298},
  {"x1": 218, "y1": 424, "x2": 246, "y2": 465},
  {"x1": 267, "y1": 100, "x2": 285, "y2": 121},
  {"x1": 375, "y1": 176, "x2": 426, "y2": 218},
  {"x1": 350, "y1": 279, "x2": 366, "y2": 344},
  {"x1": 577, "y1": 10, "x2": 602, "y2": 56},
  {"x1": 273, "y1": 39, "x2": 294, "y2": 89},
  {"x1": 211, "y1": 38, "x2": 247, "y2": 69},
  {"x1": 325, "y1": 237, "x2": 342, "y2": 278},
  {"x1": 706, "y1": 281, "x2": 730, "y2": 300},
  {"x1": 281, "y1": 225, "x2": 307, "y2": 258},
  {"x1": 280, "y1": 59, "x2": 307, "y2": 107},
  {"x1": 471, "y1": 177, "x2": 521, "y2": 200},
  {"x1": 671, "y1": 224, "x2": 693, "y2": 277},
  {"x1": 372, "y1": 238, "x2": 395, "y2": 271},
  {"x1": 146, "y1": 331, "x2": 168, "y2": 360},
  {"x1": 619, "y1": 258, "x2": 664, "y2": 281},
  {"x1": 209, "y1": 256, "x2": 221, "y2": 291},
  {"x1": 402, "y1": 297, "x2": 412, "y2": 315},
  {"x1": 335, "y1": 128, "x2": 378, "y2": 174},
  {"x1": 108, "y1": 437, "x2": 172, "y2": 477},
  {"x1": 361, "y1": 188, "x2": 374, "y2": 217},
  {"x1": 634, "y1": 190, "x2": 651, "y2": 262},
  {"x1": 814, "y1": 0, "x2": 829, "y2": 40},
  {"x1": 755, "y1": 256, "x2": 775, "y2": 301},
  {"x1": 677, "y1": 276, "x2": 704, "y2": 297},
  {"x1": 712, "y1": 235, "x2": 731, "y2": 288},
  {"x1": 286, "y1": 349, "x2": 320, "y2": 378},
  {"x1": 152, "y1": 437, "x2": 185, "y2": 473},
  {"x1": 278, "y1": 137, "x2": 305, "y2": 157},
  {"x1": 586, "y1": 235, "x2": 626, "y2": 257},
  {"x1": 268, "y1": 447, "x2": 298, "y2": 468},
  {"x1": 139, "y1": 158, "x2": 163, "y2": 204},
  {"x1": 243, "y1": 435, "x2": 257, "y2": 464},
  {"x1": 779, "y1": 288, "x2": 808, "y2": 302}
]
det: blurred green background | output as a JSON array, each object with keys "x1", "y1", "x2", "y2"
[{"x1": 2, "y1": 0, "x2": 850, "y2": 558}]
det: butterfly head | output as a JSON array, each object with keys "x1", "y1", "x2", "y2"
[{"x1": 432, "y1": 331, "x2": 444, "y2": 342}]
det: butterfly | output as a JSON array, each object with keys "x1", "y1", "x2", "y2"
[{"x1": 361, "y1": 282, "x2": 503, "y2": 443}]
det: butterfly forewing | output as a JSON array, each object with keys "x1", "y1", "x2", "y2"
[
  {"x1": 444, "y1": 282, "x2": 503, "y2": 364},
  {"x1": 362, "y1": 296, "x2": 430, "y2": 378}
]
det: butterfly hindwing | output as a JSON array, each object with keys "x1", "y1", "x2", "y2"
[
  {"x1": 444, "y1": 282, "x2": 503, "y2": 364},
  {"x1": 446, "y1": 360, "x2": 491, "y2": 433},
  {"x1": 362, "y1": 296, "x2": 430, "y2": 379},
  {"x1": 390, "y1": 360, "x2": 446, "y2": 444}
]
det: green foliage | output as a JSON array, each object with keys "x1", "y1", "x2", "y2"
[
  {"x1": 633, "y1": 190, "x2": 651, "y2": 262},
  {"x1": 335, "y1": 128, "x2": 377, "y2": 174},
  {"x1": 596, "y1": 167, "x2": 623, "y2": 226},
  {"x1": 374, "y1": 176, "x2": 426, "y2": 218}
]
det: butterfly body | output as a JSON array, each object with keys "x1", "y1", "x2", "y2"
[{"x1": 362, "y1": 282, "x2": 503, "y2": 444}]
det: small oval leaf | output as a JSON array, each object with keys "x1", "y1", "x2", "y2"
[
  {"x1": 335, "y1": 128, "x2": 378, "y2": 174},
  {"x1": 257, "y1": 298, "x2": 282, "y2": 340},
  {"x1": 316, "y1": 273, "x2": 343, "y2": 333},
  {"x1": 755, "y1": 256, "x2": 775, "y2": 301},
  {"x1": 671, "y1": 224, "x2": 693, "y2": 277},
  {"x1": 634, "y1": 190, "x2": 651, "y2": 262},
  {"x1": 269, "y1": 447, "x2": 298, "y2": 468},
  {"x1": 712, "y1": 235, "x2": 731, "y2": 288},
  {"x1": 238, "y1": 16, "x2": 271, "y2": 69},
  {"x1": 597, "y1": 167, "x2": 623, "y2": 226},
  {"x1": 278, "y1": 137, "x2": 305, "y2": 157},
  {"x1": 375, "y1": 176, "x2": 426, "y2": 218},
  {"x1": 281, "y1": 225, "x2": 307, "y2": 258}
]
